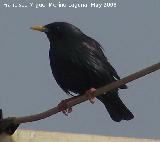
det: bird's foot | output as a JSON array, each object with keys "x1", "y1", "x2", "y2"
[
  {"x1": 85, "y1": 88, "x2": 96, "y2": 104},
  {"x1": 58, "y1": 99, "x2": 72, "y2": 116}
]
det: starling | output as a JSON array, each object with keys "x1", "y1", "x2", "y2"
[{"x1": 31, "y1": 22, "x2": 134, "y2": 122}]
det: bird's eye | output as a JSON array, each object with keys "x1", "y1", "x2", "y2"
[{"x1": 56, "y1": 26, "x2": 60, "y2": 30}]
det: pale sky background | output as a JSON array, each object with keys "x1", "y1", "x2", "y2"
[{"x1": 0, "y1": 0, "x2": 160, "y2": 139}]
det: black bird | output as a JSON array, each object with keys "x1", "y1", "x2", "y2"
[{"x1": 31, "y1": 22, "x2": 134, "y2": 122}]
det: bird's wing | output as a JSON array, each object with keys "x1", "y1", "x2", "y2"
[
  {"x1": 83, "y1": 38, "x2": 121, "y2": 80},
  {"x1": 79, "y1": 37, "x2": 127, "y2": 89}
]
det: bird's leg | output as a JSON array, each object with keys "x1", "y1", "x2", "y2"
[
  {"x1": 85, "y1": 88, "x2": 96, "y2": 104},
  {"x1": 58, "y1": 97, "x2": 77, "y2": 116}
]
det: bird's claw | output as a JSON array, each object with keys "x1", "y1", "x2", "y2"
[
  {"x1": 58, "y1": 100, "x2": 72, "y2": 116},
  {"x1": 85, "y1": 88, "x2": 96, "y2": 104}
]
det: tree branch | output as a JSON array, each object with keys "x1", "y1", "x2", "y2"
[
  {"x1": 14, "y1": 62, "x2": 160, "y2": 124},
  {"x1": 0, "y1": 62, "x2": 160, "y2": 135}
]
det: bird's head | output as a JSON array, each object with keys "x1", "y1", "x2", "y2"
[{"x1": 31, "y1": 22, "x2": 82, "y2": 40}]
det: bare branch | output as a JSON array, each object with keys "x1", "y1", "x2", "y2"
[{"x1": 7, "y1": 62, "x2": 160, "y2": 125}]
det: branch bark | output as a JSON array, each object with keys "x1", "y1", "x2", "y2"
[
  {"x1": 0, "y1": 62, "x2": 160, "y2": 135},
  {"x1": 12, "y1": 62, "x2": 160, "y2": 125}
]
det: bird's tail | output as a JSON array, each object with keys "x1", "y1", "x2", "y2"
[{"x1": 97, "y1": 92, "x2": 134, "y2": 122}]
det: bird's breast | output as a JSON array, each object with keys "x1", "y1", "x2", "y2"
[{"x1": 49, "y1": 44, "x2": 91, "y2": 94}]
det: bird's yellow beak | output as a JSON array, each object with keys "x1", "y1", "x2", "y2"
[{"x1": 30, "y1": 25, "x2": 46, "y2": 32}]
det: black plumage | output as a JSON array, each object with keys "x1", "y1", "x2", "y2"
[{"x1": 32, "y1": 22, "x2": 134, "y2": 122}]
